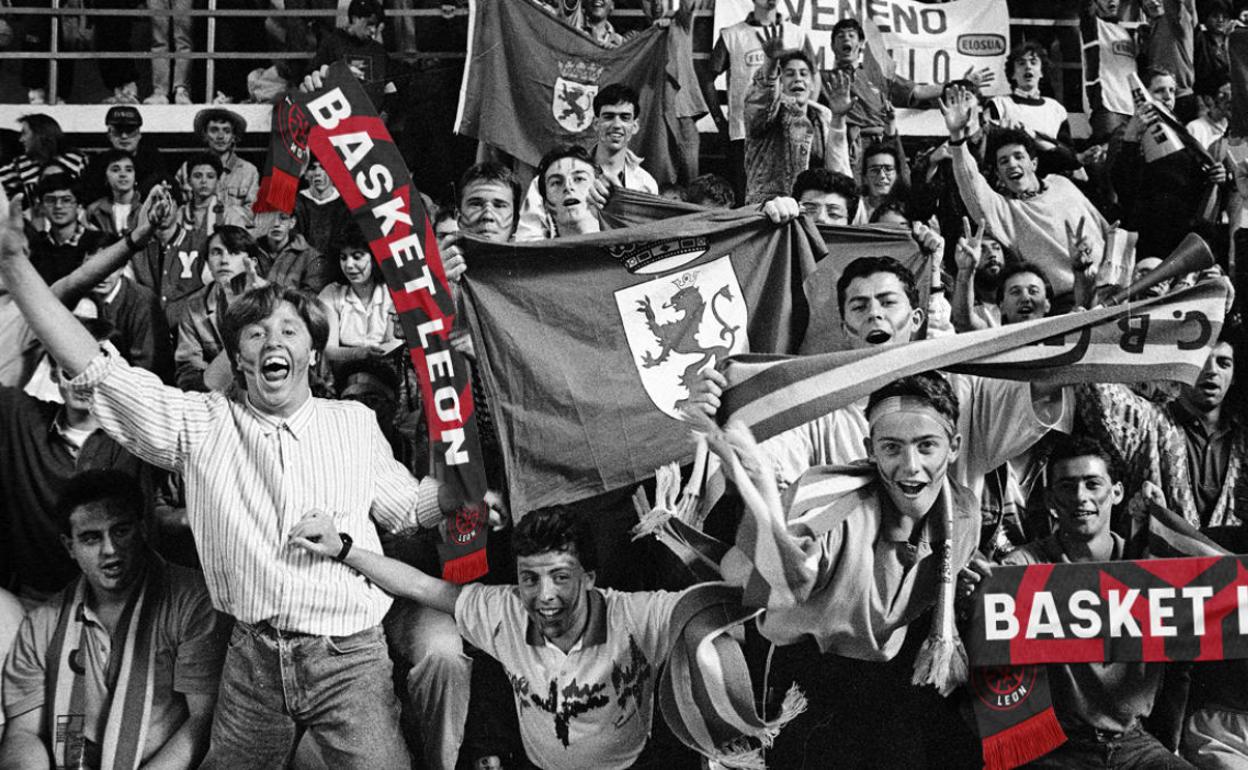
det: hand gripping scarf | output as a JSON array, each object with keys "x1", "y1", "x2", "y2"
[{"x1": 254, "y1": 63, "x2": 490, "y2": 582}]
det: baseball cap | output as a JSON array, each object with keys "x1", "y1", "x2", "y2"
[{"x1": 105, "y1": 106, "x2": 142, "y2": 130}]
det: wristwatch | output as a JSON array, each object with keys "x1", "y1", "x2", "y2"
[{"x1": 334, "y1": 532, "x2": 354, "y2": 562}]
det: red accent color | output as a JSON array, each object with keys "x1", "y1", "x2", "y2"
[
  {"x1": 981, "y1": 707, "x2": 1066, "y2": 770},
  {"x1": 252, "y1": 169, "x2": 300, "y2": 214},
  {"x1": 1008, "y1": 564, "x2": 1102, "y2": 663},
  {"x1": 305, "y1": 116, "x2": 392, "y2": 210},
  {"x1": 441, "y1": 546, "x2": 489, "y2": 584}
]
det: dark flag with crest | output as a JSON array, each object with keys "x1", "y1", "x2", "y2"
[
  {"x1": 454, "y1": 0, "x2": 706, "y2": 186},
  {"x1": 457, "y1": 209, "x2": 904, "y2": 514}
]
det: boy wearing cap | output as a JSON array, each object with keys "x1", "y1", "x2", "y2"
[
  {"x1": 176, "y1": 109, "x2": 259, "y2": 212},
  {"x1": 290, "y1": 506, "x2": 698, "y2": 770},
  {"x1": 82, "y1": 107, "x2": 173, "y2": 203}
]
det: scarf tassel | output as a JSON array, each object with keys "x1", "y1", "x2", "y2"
[
  {"x1": 253, "y1": 168, "x2": 301, "y2": 215},
  {"x1": 441, "y1": 547, "x2": 488, "y2": 584},
  {"x1": 981, "y1": 706, "x2": 1065, "y2": 770},
  {"x1": 911, "y1": 628, "x2": 969, "y2": 697}
]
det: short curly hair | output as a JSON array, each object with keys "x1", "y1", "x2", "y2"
[{"x1": 512, "y1": 506, "x2": 597, "y2": 573}]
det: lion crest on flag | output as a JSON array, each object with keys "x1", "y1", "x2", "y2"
[
  {"x1": 615, "y1": 256, "x2": 748, "y2": 419},
  {"x1": 553, "y1": 59, "x2": 603, "y2": 133}
]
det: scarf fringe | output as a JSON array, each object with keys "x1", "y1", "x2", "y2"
[
  {"x1": 441, "y1": 547, "x2": 488, "y2": 584},
  {"x1": 911, "y1": 632, "x2": 969, "y2": 696},
  {"x1": 759, "y1": 683, "x2": 808, "y2": 747},
  {"x1": 709, "y1": 740, "x2": 767, "y2": 770},
  {"x1": 253, "y1": 168, "x2": 300, "y2": 214},
  {"x1": 981, "y1": 706, "x2": 1065, "y2": 770}
]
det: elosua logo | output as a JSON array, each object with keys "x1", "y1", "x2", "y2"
[{"x1": 957, "y1": 34, "x2": 1006, "y2": 56}]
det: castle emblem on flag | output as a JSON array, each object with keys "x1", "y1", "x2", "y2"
[
  {"x1": 553, "y1": 59, "x2": 604, "y2": 133},
  {"x1": 615, "y1": 256, "x2": 748, "y2": 419}
]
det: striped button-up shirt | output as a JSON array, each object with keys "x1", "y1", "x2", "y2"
[{"x1": 70, "y1": 347, "x2": 442, "y2": 636}]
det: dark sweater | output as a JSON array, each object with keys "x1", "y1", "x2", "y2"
[{"x1": 0, "y1": 388, "x2": 149, "y2": 593}]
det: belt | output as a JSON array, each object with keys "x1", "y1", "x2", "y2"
[{"x1": 243, "y1": 620, "x2": 318, "y2": 640}]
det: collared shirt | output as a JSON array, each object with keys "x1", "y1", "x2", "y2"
[
  {"x1": 1002, "y1": 533, "x2": 1164, "y2": 735},
  {"x1": 3, "y1": 561, "x2": 228, "y2": 761},
  {"x1": 1168, "y1": 402, "x2": 1235, "y2": 526},
  {"x1": 456, "y1": 584, "x2": 682, "y2": 770},
  {"x1": 176, "y1": 153, "x2": 260, "y2": 212},
  {"x1": 70, "y1": 348, "x2": 441, "y2": 635},
  {"x1": 317, "y1": 282, "x2": 397, "y2": 348}
]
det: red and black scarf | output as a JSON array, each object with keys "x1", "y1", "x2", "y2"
[{"x1": 255, "y1": 63, "x2": 490, "y2": 581}]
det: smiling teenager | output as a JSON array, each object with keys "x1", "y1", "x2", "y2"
[{"x1": 0, "y1": 191, "x2": 462, "y2": 768}]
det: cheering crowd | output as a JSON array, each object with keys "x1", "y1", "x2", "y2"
[{"x1": 3, "y1": 0, "x2": 1248, "y2": 768}]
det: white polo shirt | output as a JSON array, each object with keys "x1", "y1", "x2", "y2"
[{"x1": 455, "y1": 584, "x2": 682, "y2": 770}]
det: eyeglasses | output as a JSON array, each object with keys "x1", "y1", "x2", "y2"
[
  {"x1": 41, "y1": 195, "x2": 77, "y2": 207},
  {"x1": 866, "y1": 165, "x2": 896, "y2": 177}
]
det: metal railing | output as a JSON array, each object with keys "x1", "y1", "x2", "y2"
[{"x1": 1, "y1": 3, "x2": 1116, "y2": 106}]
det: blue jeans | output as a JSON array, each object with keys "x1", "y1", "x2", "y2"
[
  {"x1": 201, "y1": 622, "x2": 410, "y2": 770},
  {"x1": 1025, "y1": 724, "x2": 1195, "y2": 769}
]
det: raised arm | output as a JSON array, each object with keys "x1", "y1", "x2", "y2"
[
  {"x1": 50, "y1": 185, "x2": 169, "y2": 303},
  {"x1": 951, "y1": 217, "x2": 990, "y2": 332},
  {"x1": 0, "y1": 195, "x2": 103, "y2": 378},
  {"x1": 942, "y1": 86, "x2": 1016, "y2": 246},
  {"x1": 290, "y1": 510, "x2": 461, "y2": 614}
]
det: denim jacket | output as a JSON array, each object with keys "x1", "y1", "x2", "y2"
[{"x1": 743, "y1": 68, "x2": 851, "y2": 204}]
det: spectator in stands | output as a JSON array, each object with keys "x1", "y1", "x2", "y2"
[
  {"x1": 986, "y1": 42, "x2": 1081, "y2": 177},
  {"x1": 531, "y1": 145, "x2": 603, "y2": 238},
  {"x1": 0, "y1": 189, "x2": 162, "y2": 389},
  {"x1": 1111, "y1": 66, "x2": 1230, "y2": 260},
  {"x1": 89, "y1": 246, "x2": 173, "y2": 381},
  {"x1": 854, "y1": 141, "x2": 908, "y2": 224},
  {"x1": 176, "y1": 109, "x2": 260, "y2": 213},
  {"x1": 146, "y1": 0, "x2": 193, "y2": 104},
  {"x1": 1079, "y1": 325, "x2": 1245, "y2": 536},
  {"x1": 951, "y1": 219, "x2": 1010, "y2": 331},
  {"x1": 997, "y1": 262, "x2": 1055, "y2": 324},
  {"x1": 790, "y1": 167, "x2": 857, "y2": 226},
  {"x1": 433, "y1": 207, "x2": 458, "y2": 240},
  {"x1": 129, "y1": 183, "x2": 210, "y2": 324},
  {"x1": 294, "y1": 158, "x2": 352, "y2": 258},
  {"x1": 743, "y1": 35, "x2": 852, "y2": 205},
  {"x1": 910, "y1": 80, "x2": 990, "y2": 261},
  {"x1": 291, "y1": 504, "x2": 692, "y2": 770},
  {"x1": 175, "y1": 153, "x2": 252, "y2": 251},
  {"x1": 1, "y1": 182, "x2": 461, "y2": 770},
  {"x1": 85, "y1": 150, "x2": 140, "y2": 236},
  {"x1": 982, "y1": 436, "x2": 1190, "y2": 770},
  {"x1": 1131, "y1": 256, "x2": 1174, "y2": 298},
  {"x1": 685, "y1": 173, "x2": 736, "y2": 209},
  {"x1": 582, "y1": 0, "x2": 623, "y2": 47},
  {"x1": 1142, "y1": 0, "x2": 1199, "y2": 122},
  {"x1": 1195, "y1": 0, "x2": 1233, "y2": 103},
  {"x1": 26, "y1": 173, "x2": 109, "y2": 285},
  {"x1": 1187, "y1": 79, "x2": 1231, "y2": 150},
  {"x1": 0, "y1": 470, "x2": 227, "y2": 770},
  {"x1": 516, "y1": 84, "x2": 658, "y2": 240},
  {"x1": 260, "y1": 210, "x2": 329, "y2": 295},
  {"x1": 81, "y1": 107, "x2": 173, "y2": 204},
  {"x1": 705, "y1": 0, "x2": 816, "y2": 202},
  {"x1": 318, "y1": 223, "x2": 399, "y2": 378},
  {"x1": 827, "y1": 17, "x2": 994, "y2": 165},
  {"x1": 942, "y1": 84, "x2": 1108, "y2": 308},
  {"x1": 173, "y1": 225, "x2": 264, "y2": 392},
  {"x1": 0, "y1": 114, "x2": 87, "y2": 203},
  {"x1": 311, "y1": 0, "x2": 394, "y2": 107},
  {"x1": 0, "y1": 318, "x2": 151, "y2": 603},
  {"x1": 1080, "y1": 0, "x2": 1138, "y2": 141}
]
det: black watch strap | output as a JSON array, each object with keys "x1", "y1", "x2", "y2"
[{"x1": 334, "y1": 532, "x2": 354, "y2": 562}]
